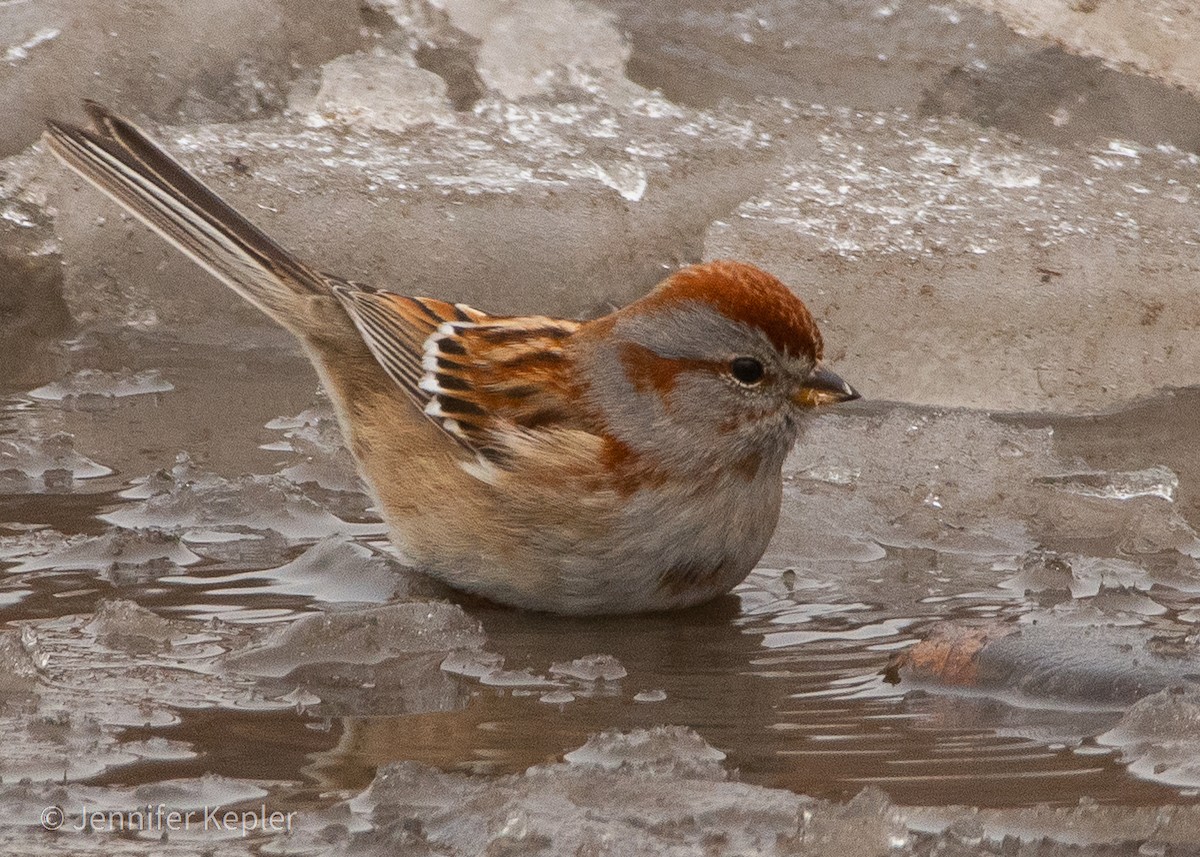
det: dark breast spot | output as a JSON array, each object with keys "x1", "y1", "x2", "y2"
[{"x1": 657, "y1": 557, "x2": 727, "y2": 598}]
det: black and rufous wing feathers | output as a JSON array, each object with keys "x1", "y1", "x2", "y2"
[
  {"x1": 45, "y1": 103, "x2": 588, "y2": 468},
  {"x1": 337, "y1": 288, "x2": 584, "y2": 456}
]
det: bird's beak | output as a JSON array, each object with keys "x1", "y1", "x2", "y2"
[{"x1": 792, "y1": 365, "x2": 860, "y2": 408}]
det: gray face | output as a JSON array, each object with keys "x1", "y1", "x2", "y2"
[{"x1": 578, "y1": 301, "x2": 818, "y2": 474}]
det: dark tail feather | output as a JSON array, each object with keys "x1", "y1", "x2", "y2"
[{"x1": 44, "y1": 102, "x2": 330, "y2": 325}]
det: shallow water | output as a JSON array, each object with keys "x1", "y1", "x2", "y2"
[
  {"x1": 5, "y1": 1, "x2": 1200, "y2": 851},
  {"x1": 1, "y1": 331, "x2": 1196, "y2": 819}
]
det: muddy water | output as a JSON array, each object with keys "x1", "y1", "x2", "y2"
[{"x1": 1, "y1": 329, "x2": 1196, "y2": 815}]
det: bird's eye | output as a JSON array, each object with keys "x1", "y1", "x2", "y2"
[{"x1": 729, "y1": 356, "x2": 765, "y2": 385}]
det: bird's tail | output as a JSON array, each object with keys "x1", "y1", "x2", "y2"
[{"x1": 44, "y1": 101, "x2": 332, "y2": 331}]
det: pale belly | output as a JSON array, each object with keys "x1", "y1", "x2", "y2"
[{"x1": 408, "y1": 468, "x2": 785, "y2": 615}]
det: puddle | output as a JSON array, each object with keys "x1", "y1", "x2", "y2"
[
  {"x1": 0, "y1": 334, "x2": 1197, "y2": 824},
  {"x1": 4, "y1": 0, "x2": 1200, "y2": 852}
]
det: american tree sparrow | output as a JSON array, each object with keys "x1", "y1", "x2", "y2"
[{"x1": 45, "y1": 103, "x2": 858, "y2": 615}]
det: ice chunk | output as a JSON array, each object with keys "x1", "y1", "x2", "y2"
[
  {"x1": 0, "y1": 630, "x2": 38, "y2": 693},
  {"x1": 355, "y1": 727, "x2": 824, "y2": 854},
  {"x1": 168, "y1": 536, "x2": 408, "y2": 605},
  {"x1": 593, "y1": 0, "x2": 1200, "y2": 153},
  {"x1": 265, "y1": 406, "x2": 363, "y2": 496},
  {"x1": 592, "y1": 0, "x2": 1026, "y2": 111},
  {"x1": 959, "y1": 0, "x2": 1200, "y2": 97},
  {"x1": 300, "y1": 49, "x2": 457, "y2": 133},
  {"x1": 538, "y1": 690, "x2": 576, "y2": 704},
  {"x1": 380, "y1": 0, "x2": 631, "y2": 100},
  {"x1": 101, "y1": 462, "x2": 380, "y2": 543},
  {"x1": 0, "y1": 527, "x2": 71, "y2": 565},
  {"x1": 921, "y1": 46, "x2": 1200, "y2": 154},
  {"x1": 131, "y1": 772, "x2": 268, "y2": 814},
  {"x1": 784, "y1": 787, "x2": 910, "y2": 856},
  {"x1": 478, "y1": 668, "x2": 559, "y2": 688},
  {"x1": 0, "y1": 151, "x2": 70, "y2": 391},
  {"x1": 224, "y1": 602, "x2": 485, "y2": 678},
  {"x1": 0, "y1": 607, "x2": 265, "y2": 784},
  {"x1": 85, "y1": 599, "x2": 181, "y2": 646},
  {"x1": 0, "y1": 432, "x2": 112, "y2": 491},
  {"x1": 9, "y1": 527, "x2": 201, "y2": 576},
  {"x1": 1, "y1": 0, "x2": 368, "y2": 157},
  {"x1": 548, "y1": 653, "x2": 627, "y2": 682},
  {"x1": 27, "y1": 368, "x2": 173, "y2": 407},
  {"x1": 1099, "y1": 687, "x2": 1200, "y2": 789},
  {"x1": 769, "y1": 408, "x2": 1056, "y2": 563},
  {"x1": 706, "y1": 108, "x2": 1200, "y2": 413},
  {"x1": 633, "y1": 689, "x2": 667, "y2": 703},
  {"x1": 440, "y1": 648, "x2": 506, "y2": 679},
  {"x1": 770, "y1": 401, "x2": 1200, "y2": 571},
  {"x1": 40, "y1": 88, "x2": 777, "y2": 332},
  {"x1": 998, "y1": 552, "x2": 1152, "y2": 600},
  {"x1": 1041, "y1": 463, "x2": 1180, "y2": 504},
  {"x1": 564, "y1": 726, "x2": 726, "y2": 777},
  {"x1": 1038, "y1": 466, "x2": 1179, "y2": 503}
]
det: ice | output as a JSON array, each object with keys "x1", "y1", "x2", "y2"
[
  {"x1": 440, "y1": 0, "x2": 630, "y2": 100},
  {"x1": 920, "y1": 47, "x2": 1200, "y2": 154},
  {"x1": 548, "y1": 653, "x2": 627, "y2": 682},
  {"x1": 299, "y1": 49, "x2": 457, "y2": 133},
  {"x1": 231, "y1": 603, "x2": 489, "y2": 717},
  {"x1": 768, "y1": 408, "x2": 1058, "y2": 563},
  {"x1": 443, "y1": 649, "x2": 630, "y2": 693},
  {"x1": 633, "y1": 689, "x2": 667, "y2": 703},
  {"x1": 162, "y1": 536, "x2": 413, "y2": 605},
  {"x1": 133, "y1": 773, "x2": 269, "y2": 810},
  {"x1": 352, "y1": 751, "x2": 1200, "y2": 855},
  {"x1": 35, "y1": 86, "x2": 777, "y2": 333},
  {"x1": 371, "y1": 0, "x2": 631, "y2": 102},
  {"x1": 1099, "y1": 687, "x2": 1200, "y2": 789},
  {"x1": 0, "y1": 526, "x2": 69, "y2": 564},
  {"x1": 347, "y1": 729, "x2": 936, "y2": 856},
  {"x1": 224, "y1": 602, "x2": 485, "y2": 678},
  {"x1": 101, "y1": 459, "x2": 380, "y2": 543},
  {"x1": 477, "y1": 668, "x2": 558, "y2": 688},
  {"x1": 564, "y1": 726, "x2": 726, "y2": 776},
  {"x1": 6, "y1": 0, "x2": 1200, "y2": 840},
  {"x1": 0, "y1": 153, "x2": 69, "y2": 390},
  {"x1": 0, "y1": 592, "x2": 487, "y2": 789},
  {"x1": 0, "y1": 780, "x2": 285, "y2": 854},
  {"x1": 27, "y1": 368, "x2": 173, "y2": 407},
  {"x1": 998, "y1": 552, "x2": 1152, "y2": 600},
  {"x1": 7, "y1": 528, "x2": 201, "y2": 576},
  {"x1": 0, "y1": 630, "x2": 38, "y2": 693},
  {"x1": 85, "y1": 599, "x2": 182, "y2": 645},
  {"x1": 538, "y1": 690, "x2": 576, "y2": 705},
  {"x1": 0, "y1": 0, "x2": 369, "y2": 157},
  {"x1": 595, "y1": 0, "x2": 1200, "y2": 154},
  {"x1": 959, "y1": 0, "x2": 1200, "y2": 97},
  {"x1": 590, "y1": 0, "x2": 1028, "y2": 112},
  {"x1": 440, "y1": 648, "x2": 506, "y2": 679},
  {"x1": 264, "y1": 405, "x2": 364, "y2": 496},
  {"x1": 1038, "y1": 466, "x2": 1180, "y2": 503},
  {"x1": 0, "y1": 612, "x2": 251, "y2": 784},
  {"x1": 705, "y1": 108, "x2": 1200, "y2": 413},
  {"x1": 0, "y1": 432, "x2": 112, "y2": 491}
]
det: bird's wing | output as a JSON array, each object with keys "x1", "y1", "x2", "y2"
[{"x1": 334, "y1": 288, "x2": 586, "y2": 461}]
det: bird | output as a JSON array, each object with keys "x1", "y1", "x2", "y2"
[{"x1": 43, "y1": 102, "x2": 859, "y2": 615}]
